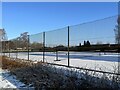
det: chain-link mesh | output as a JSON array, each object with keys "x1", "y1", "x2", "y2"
[
  {"x1": 5, "y1": 15, "x2": 120, "y2": 74},
  {"x1": 7, "y1": 35, "x2": 29, "y2": 60},
  {"x1": 29, "y1": 33, "x2": 43, "y2": 62},
  {"x1": 69, "y1": 15, "x2": 118, "y2": 73},
  {"x1": 8, "y1": 38, "x2": 19, "y2": 59},
  {"x1": 45, "y1": 27, "x2": 68, "y2": 65}
]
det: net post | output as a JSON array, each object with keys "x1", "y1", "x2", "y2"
[
  {"x1": 68, "y1": 26, "x2": 70, "y2": 67},
  {"x1": 8, "y1": 40, "x2": 10, "y2": 58},
  {"x1": 27, "y1": 35, "x2": 30, "y2": 61},
  {"x1": 16, "y1": 38, "x2": 18, "y2": 59},
  {"x1": 43, "y1": 32, "x2": 45, "y2": 63},
  {"x1": 56, "y1": 48, "x2": 58, "y2": 61}
]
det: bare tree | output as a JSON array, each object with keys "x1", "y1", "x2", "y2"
[
  {"x1": 30, "y1": 42, "x2": 43, "y2": 49},
  {"x1": 9, "y1": 32, "x2": 29, "y2": 50},
  {"x1": 18, "y1": 32, "x2": 28, "y2": 49}
]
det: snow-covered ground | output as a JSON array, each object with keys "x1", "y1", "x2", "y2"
[
  {"x1": 1, "y1": 52, "x2": 120, "y2": 88},
  {"x1": 0, "y1": 68, "x2": 30, "y2": 89},
  {"x1": 4, "y1": 51, "x2": 119, "y2": 73}
]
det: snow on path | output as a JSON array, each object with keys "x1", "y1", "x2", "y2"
[{"x1": 0, "y1": 68, "x2": 28, "y2": 89}]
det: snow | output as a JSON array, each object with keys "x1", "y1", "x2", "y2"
[
  {"x1": 0, "y1": 68, "x2": 29, "y2": 89},
  {"x1": 4, "y1": 51, "x2": 119, "y2": 73},
  {"x1": 1, "y1": 52, "x2": 120, "y2": 88}
]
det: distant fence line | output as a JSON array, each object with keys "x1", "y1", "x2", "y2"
[{"x1": 2, "y1": 15, "x2": 120, "y2": 75}]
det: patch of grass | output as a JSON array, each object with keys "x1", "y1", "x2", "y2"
[{"x1": 1, "y1": 56, "x2": 34, "y2": 70}]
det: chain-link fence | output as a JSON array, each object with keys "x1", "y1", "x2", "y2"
[
  {"x1": 69, "y1": 16, "x2": 118, "y2": 73},
  {"x1": 3, "y1": 15, "x2": 120, "y2": 74},
  {"x1": 29, "y1": 33, "x2": 43, "y2": 62},
  {"x1": 45, "y1": 27, "x2": 68, "y2": 66}
]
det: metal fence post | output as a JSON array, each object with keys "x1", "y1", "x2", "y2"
[
  {"x1": 68, "y1": 26, "x2": 70, "y2": 67},
  {"x1": 43, "y1": 32, "x2": 45, "y2": 63},
  {"x1": 28, "y1": 35, "x2": 30, "y2": 61},
  {"x1": 118, "y1": 40, "x2": 120, "y2": 80},
  {"x1": 56, "y1": 49, "x2": 58, "y2": 61},
  {"x1": 3, "y1": 41, "x2": 5, "y2": 56},
  {"x1": 55, "y1": 47, "x2": 58, "y2": 61},
  {"x1": 16, "y1": 39, "x2": 18, "y2": 59},
  {"x1": 8, "y1": 40, "x2": 10, "y2": 58}
]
